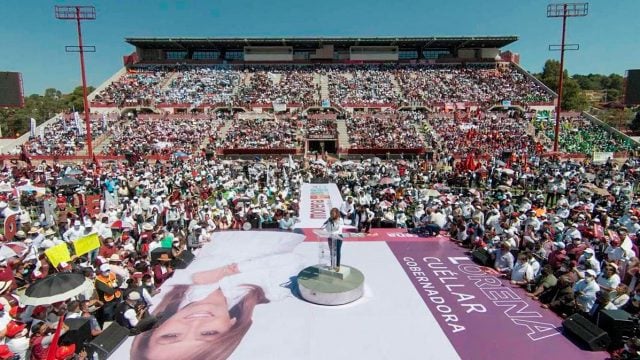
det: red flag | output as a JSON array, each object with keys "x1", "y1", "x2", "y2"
[
  {"x1": 46, "y1": 314, "x2": 65, "y2": 360},
  {"x1": 4, "y1": 214, "x2": 17, "y2": 241}
]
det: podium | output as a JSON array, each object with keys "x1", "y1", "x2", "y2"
[{"x1": 297, "y1": 230, "x2": 365, "y2": 306}]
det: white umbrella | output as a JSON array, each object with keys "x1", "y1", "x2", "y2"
[{"x1": 0, "y1": 245, "x2": 17, "y2": 259}]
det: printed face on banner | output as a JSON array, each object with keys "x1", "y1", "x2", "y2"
[{"x1": 128, "y1": 232, "x2": 306, "y2": 360}]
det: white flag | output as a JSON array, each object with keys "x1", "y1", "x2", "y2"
[
  {"x1": 30, "y1": 118, "x2": 36, "y2": 138},
  {"x1": 74, "y1": 111, "x2": 83, "y2": 135},
  {"x1": 102, "y1": 113, "x2": 108, "y2": 130}
]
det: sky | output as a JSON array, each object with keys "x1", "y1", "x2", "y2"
[{"x1": 0, "y1": 0, "x2": 638, "y2": 95}]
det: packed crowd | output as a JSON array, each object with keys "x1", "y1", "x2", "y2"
[
  {"x1": 217, "y1": 117, "x2": 299, "y2": 149},
  {"x1": 345, "y1": 111, "x2": 425, "y2": 149},
  {"x1": 425, "y1": 110, "x2": 537, "y2": 159},
  {"x1": 326, "y1": 66, "x2": 399, "y2": 105},
  {"x1": 538, "y1": 115, "x2": 637, "y2": 155},
  {"x1": 0, "y1": 120, "x2": 640, "y2": 357},
  {"x1": 237, "y1": 68, "x2": 318, "y2": 105},
  {"x1": 19, "y1": 114, "x2": 110, "y2": 156},
  {"x1": 93, "y1": 69, "x2": 168, "y2": 107},
  {"x1": 90, "y1": 63, "x2": 553, "y2": 109},
  {"x1": 395, "y1": 64, "x2": 553, "y2": 106},
  {"x1": 158, "y1": 68, "x2": 241, "y2": 106},
  {"x1": 101, "y1": 116, "x2": 223, "y2": 156},
  {"x1": 305, "y1": 114, "x2": 338, "y2": 139}
]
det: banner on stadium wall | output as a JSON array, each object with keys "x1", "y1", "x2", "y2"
[
  {"x1": 321, "y1": 99, "x2": 331, "y2": 108},
  {"x1": 85, "y1": 195, "x2": 101, "y2": 217},
  {"x1": 592, "y1": 152, "x2": 613, "y2": 164},
  {"x1": 73, "y1": 233, "x2": 101, "y2": 256},
  {"x1": 296, "y1": 183, "x2": 343, "y2": 228},
  {"x1": 272, "y1": 102, "x2": 287, "y2": 112},
  {"x1": 45, "y1": 242, "x2": 71, "y2": 268},
  {"x1": 3, "y1": 214, "x2": 17, "y2": 241}
]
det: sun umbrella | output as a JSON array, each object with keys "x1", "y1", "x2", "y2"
[
  {"x1": 0, "y1": 245, "x2": 17, "y2": 259},
  {"x1": 110, "y1": 219, "x2": 123, "y2": 230},
  {"x1": 21, "y1": 272, "x2": 95, "y2": 306},
  {"x1": 4, "y1": 242, "x2": 28, "y2": 256},
  {"x1": 379, "y1": 188, "x2": 395, "y2": 195},
  {"x1": 379, "y1": 177, "x2": 394, "y2": 185},
  {"x1": 421, "y1": 189, "x2": 441, "y2": 197},
  {"x1": 56, "y1": 177, "x2": 81, "y2": 187},
  {"x1": 65, "y1": 168, "x2": 83, "y2": 176}
]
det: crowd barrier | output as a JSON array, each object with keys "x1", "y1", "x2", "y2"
[
  {"x1": 346, "y1": 148, "x2": 424, "y2": 155},
  {"x1": 220, "y1": 148, "x2": 297, "y2": 155}
]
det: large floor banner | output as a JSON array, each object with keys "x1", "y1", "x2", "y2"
[
  {"x1": 387, "y1": 238, "x2": 606, "y2": 360},
  {"x1": 296, "y1": 183, "x2": 343, "y2": 228},
  {"x1": 111, "y1": 232, "x2": 606, "y2": 360}
]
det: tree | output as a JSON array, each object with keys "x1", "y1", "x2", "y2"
[
  {"x1": 63, "y1": 85, "x2": 95, "y2": 113},
  {"x1": 0, "y1": 85, "x2": 93, "y2": 137},
  {"x1": 535, "y1": 59, "x2": 589, "y2": 111}
]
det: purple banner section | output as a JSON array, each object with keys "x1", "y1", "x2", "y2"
[{"x1": 387, "y1": 239, "x2": 607, "y2": 360}]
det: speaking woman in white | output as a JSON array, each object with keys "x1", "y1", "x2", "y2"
[{"x1": 322, "y1": 207, "x2": 344, "y2": 271}]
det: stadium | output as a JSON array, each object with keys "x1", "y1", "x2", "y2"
[{"x1": 0, "y1": 3, "x2": 639, "y2": 360}]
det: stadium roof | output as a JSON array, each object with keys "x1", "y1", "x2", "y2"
[{"x1": 126, "y1": 36, "x2": 518, "y2": 50}]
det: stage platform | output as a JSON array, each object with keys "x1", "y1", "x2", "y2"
[{"x1": 111, "y1": 230, "x2": 608, "y2": 360}]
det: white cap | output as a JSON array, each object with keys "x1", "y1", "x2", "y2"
[
  {"x1": 585, "y1": 269, "x2": 597, "y2": 278},
  {"x1": 128, "y1": 292, "x2": 141, "y2": 301},
  {"x1": 99, "y1": 264, "x2": 111, "y2": 273}
]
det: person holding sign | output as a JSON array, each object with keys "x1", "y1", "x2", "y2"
[{"x1": 322, "y1": 207, "x2": 344, "y2": 271}]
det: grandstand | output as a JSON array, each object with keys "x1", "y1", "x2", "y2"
[{"x1": 7, "y1": 36, "x2": 639, "y2": 161}]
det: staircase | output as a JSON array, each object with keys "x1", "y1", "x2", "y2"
[
  {"x1": 312, "y1": 73, "x2": 321, "y2": 101},
  {"x1": 320, "y1": 74, "x2": 330, "y2": 101},
  {"x1": 243, "y1": 73, "x2": 253, "y2": 86},
  {"x1": 336, "y1": 119, "x2": 350, "y2": 150},
  {"x1": 390, "y1": 74, "x2": 403, "y2": 101},
  {"x1": 92, "y1": 135, "x2": 113, "y2": 155},
  {"x1": 218, "y1": 120, "x2": 234, "y2": 139},
  {"x1": 159, "y1": 72, "x2": 180, "y2": 91}
]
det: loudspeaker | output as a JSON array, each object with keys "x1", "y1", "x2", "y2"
[
  {"x1": 173, "y1": 250, "x2": 195, "y2": 269},
  {"x1": 597, "y1": 309, "x2": 636, "y2": 344},
  {"x1": 61, "y1": 318, "x2": 92, "y2": 353},
  {"x1": 262, "y1": 221, "x2": 279, "y2": 229},
  {"x1": 88, "y1": 323, "x2": 130, "y2": 360},
  {"x1": 471, "y1": 248, "x2": 491, "y2": 266},
  {"x1": 562, "y1": 313, "x2": 611, "y2": 351},
  {"x1": 150, "y1": 248, "x2": 172, "y2": 266}
]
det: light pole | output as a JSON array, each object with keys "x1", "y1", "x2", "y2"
[
  {"x1": 55, "y1": 5, "x2": 96, "y2": 157},
  {"x1": 546, "y1": 3, "x2": 588, "y2": 152}
]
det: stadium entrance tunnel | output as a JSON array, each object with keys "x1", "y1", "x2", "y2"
[
  {"x1": 308, "y1": 140, "x2": 336, "y2": 154},
  {"x1": 120, "y1": 107, "x2": 158, "y2": 118}
]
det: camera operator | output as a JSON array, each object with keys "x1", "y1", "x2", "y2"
[{"x1": 115, "y1": 292, "x2": 157, "y2": 335}]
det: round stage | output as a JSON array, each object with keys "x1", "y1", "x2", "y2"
[{"x1": 297, "y1": 264, "x2": 365, "y2": 306}]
